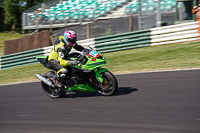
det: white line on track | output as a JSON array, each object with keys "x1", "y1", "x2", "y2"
[
  {"x1": 0, "y1": 81, "x2": 40, "y2": 87},
  {"x1": 1, "y1": 68, "x2": 200, "y2": 86},
  {"x1": 115, "y1": 68, "x2": 200, "y2": 76}
]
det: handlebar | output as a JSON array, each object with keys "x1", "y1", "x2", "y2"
[{"x1": 77, "y1": 54, "x2": 84, "y2": 62}]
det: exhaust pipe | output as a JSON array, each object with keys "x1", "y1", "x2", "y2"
[{"x1": 35, "y1": 73, "x2": 54, "y2": 87}]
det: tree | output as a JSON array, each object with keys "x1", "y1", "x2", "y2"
[
  {"x1": 0, "y1": 0, "x2": 4, "y2": 31},
  {"x1": 1, "y1": 0, "x2": 20, "y2": 31},
  {"x1": 1, "y1": 0, "x2": 48, "y2": 32}
]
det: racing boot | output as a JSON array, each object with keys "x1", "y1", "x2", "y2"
[{"x1": 53, "y1": 68, "x2": 68, "y2": 88}]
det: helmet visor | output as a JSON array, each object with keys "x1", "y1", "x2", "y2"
[{"x1": 67, "y1": 38, "x2": 76, "y2": 44}]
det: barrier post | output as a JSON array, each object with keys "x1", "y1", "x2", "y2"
[{"x1": 197, "y1": 20, "x2": 200, "y2": 41}]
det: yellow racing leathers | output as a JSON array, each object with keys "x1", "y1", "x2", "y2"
[{"x1": 48, "y1": 36, "x2": 84, "y2": 77}]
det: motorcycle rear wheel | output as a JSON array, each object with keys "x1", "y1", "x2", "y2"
[
  {"x1": 97, "y1": 71, "x2": 118, "y2": 96},
  {"x1": 41, "y1": 71, "x2": 66, "y2": 99}
]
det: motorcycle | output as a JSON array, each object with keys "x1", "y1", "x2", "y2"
[{"x1": 35, "y1": 46, "x2": 118, "y2": 98}]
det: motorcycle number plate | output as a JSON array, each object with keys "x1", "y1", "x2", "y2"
[{"x1": 88, "y1": 50, "x2": 100, "y2": 58}]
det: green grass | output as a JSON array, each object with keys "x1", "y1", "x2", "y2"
[
  {"x1": 0, "y1": 63, "x2": 49, "y2": 85},
  {"x1": 0, "y1": 33, "x2": 24, "y2": 56},
  {"x1": 104, "y1": 42, "x2": 200, "y2": 73},
  {"x1": 0, "y1": 42, "x2": 200, "y2": 85}
]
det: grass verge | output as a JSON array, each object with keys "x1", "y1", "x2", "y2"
[{"x1": 0, "y1": 42, "x2": 200, "y2": 85}]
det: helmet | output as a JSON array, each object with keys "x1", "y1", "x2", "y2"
[{"x1": 63, "y1": 30, "x2": 77, "y2": 47}]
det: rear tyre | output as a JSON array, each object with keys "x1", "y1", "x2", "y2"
[
  {"x1": 41, "y1": 71, "x2": 66, "y2": 99},
  {"x1": 97, "y1": 71, "x2": 118, "y2": 96}
]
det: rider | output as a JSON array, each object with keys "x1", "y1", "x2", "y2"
[{"x1": 48, "y1": 30, "x2": 84, "y2": 86}]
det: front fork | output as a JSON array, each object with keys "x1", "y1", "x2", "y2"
[{"x1": 94, "y1": 68, "x2": 107, "y2": 88}]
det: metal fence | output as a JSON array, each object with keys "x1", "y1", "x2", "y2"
[
  {"x1": 51, "y1": 16, "x2": 135, "y2": 41},
  {"x1": 50, "y1": 12, "x2": 175, "y2": 42}
]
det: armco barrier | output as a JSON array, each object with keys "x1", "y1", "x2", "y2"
[
  {"x1": 95, "y1": 29, "x2": 151, "y2": 53},
  {"x1": 0, "y1": 21, "x2": 200, "y2": 70},
  {"x1": 0, "y1": 48, "x2": 43, "y2": 70},
  {"x1": 150, "y1": 21, "x2": 199, "y2": 46}
]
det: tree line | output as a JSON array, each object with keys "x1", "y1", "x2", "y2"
[{"x1": 0, "y1": 0, "x2": 48, "y2": 33}]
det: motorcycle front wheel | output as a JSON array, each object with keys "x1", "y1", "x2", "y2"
[
  {"x1": 97, "y1": 71, "x2": 118, "y2": 96},
  {"x1": 41, "y1": 71, "x2": 66, "y2": 99}
]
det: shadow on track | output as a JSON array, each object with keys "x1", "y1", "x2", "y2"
[
  {"x1": 115, "y1": 87, "x2": 138, "y2": 96},
  {"x1": 64, "y1": 87, "x2": 138, "y2": 98}
]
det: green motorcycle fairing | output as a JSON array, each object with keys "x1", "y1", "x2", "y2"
[
  {"x1": 36, "y1": 56, "x2": 49, "y2": 68},
  {"x1": 67, "y1": 53, "x2": 106, "y2": 70},
  {"x1": 81, "y1": 55, "x2": 106, "y2": 70},
  {"x1": 95, "y1": 68, "x2": 108, "y2": 83},
  {"x1": 67, "y1": 84, "x2": 96, "y2": 92},
  {"x1": 65, "y1": 68, "x2": 107, "y2": 92},
  {"x1": 64, "y1": 52, "x2": 107, "y2": 92},
  {"x1": 36, "y1": 56, "x2": 49, "y2": 63}
]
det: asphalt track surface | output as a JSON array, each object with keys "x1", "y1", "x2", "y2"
[{"x1": 0, "y1": 70, "x2": 200, "y2": 133}]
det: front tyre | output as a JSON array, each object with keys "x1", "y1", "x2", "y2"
[
  {"x1": 97, "y1": 71, "x2": 118, "y2": 96},
  {"x1": 41, "y1": 71, "x2": 66, "y2": 99}
]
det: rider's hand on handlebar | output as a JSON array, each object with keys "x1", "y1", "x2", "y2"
[
  {"x1": 67, "y1": 60, "x2": 79, "y2": 66},
  {"x1": 82, "y1": 48, "x2": 90, "y2": 55}
]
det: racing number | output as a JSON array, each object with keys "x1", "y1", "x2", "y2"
[{"x1": 90, "y1": 50, "x2": 98, "y2": 57}]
